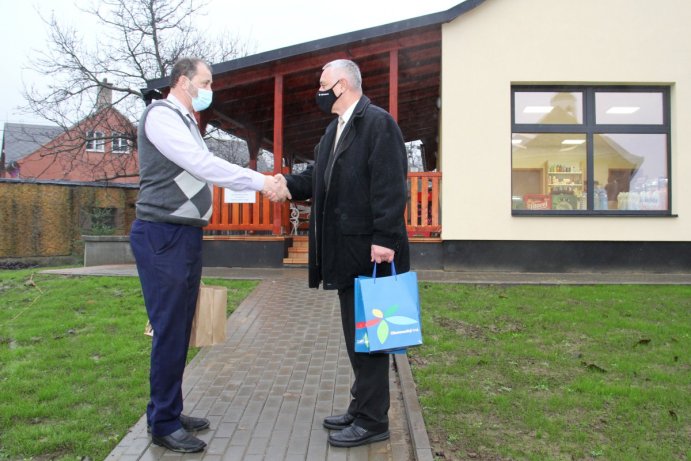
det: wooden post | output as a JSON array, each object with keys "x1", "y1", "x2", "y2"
[
  {"x1": 389, "y1": 49, "x2": 399, "y2": 122},
  {"x1": 272, "y1": 75, "x2": 284, "y2": 235}
]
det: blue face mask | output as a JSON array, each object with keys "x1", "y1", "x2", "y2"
[{"x1": 191, "y1": 87, "x2": 213, "y2": 112}]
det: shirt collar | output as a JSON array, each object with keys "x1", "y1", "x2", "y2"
[
  {"x1": 167, "y1": 94, "x2": 196, "y2": 123},
  {"x1": 339, "y1": 98, "x2": 360, "y2": 125}
]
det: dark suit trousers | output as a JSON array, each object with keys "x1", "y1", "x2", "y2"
[
  {"x1": 338, "y1": 286, "x2": 390, "y2": 432},
  {"x1": 129, "y1": 219, "x2": 203, "y2": 437}
]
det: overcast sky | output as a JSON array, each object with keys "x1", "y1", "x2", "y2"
[{"x1": 0, "y1": 0, "x2": 462, "y2": 145}]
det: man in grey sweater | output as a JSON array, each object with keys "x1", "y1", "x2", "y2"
[{"x1": 130, "y1": 57, "x2": 288, "y2": 453}]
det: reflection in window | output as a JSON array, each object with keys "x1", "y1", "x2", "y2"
[
  {"x1": 594, "y1": 134, "x2": 668, "y2": 210},
  {"x1": 512, "y1": 86, "x2": 670, "y2": 214},
  {"x1": 514, "y1": 91, "x2": 583, "y2": 124},
  {"x1": 595, "y1": 92, "x2": 663, "y2": 125},
  {"x1": 512, "y1": 133, "x2": 586, "y2": 210}
]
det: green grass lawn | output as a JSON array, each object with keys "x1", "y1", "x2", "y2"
[
  {"x1": 0, "y1": 269, "x2": 257, "y2": 460},
  {"x1": 410, "y1": 283, "x2": 691, "y2": 461},
  {"x1": 2, "y1": 270, "x2": 690, "y2": 461}
]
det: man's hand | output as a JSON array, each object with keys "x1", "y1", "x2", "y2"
[
  {"x1": 371, "y1": 244, "x2": 395, "y2": 264},
  {"x1": 262, "y1": 174, "x2": 292, "y2": 202}
]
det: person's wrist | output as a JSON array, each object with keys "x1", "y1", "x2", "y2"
[{"x1": 262, "y1": 176, "x2": 272, "y2": 193}]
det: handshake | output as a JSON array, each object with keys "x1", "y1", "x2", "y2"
[{"x1": 262, "y1": 174, "x2": 292, "y2": 202}]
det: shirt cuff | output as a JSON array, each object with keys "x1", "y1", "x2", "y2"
[{"x1": 250, "y1": 171, "x2": 266, "y2": 191}]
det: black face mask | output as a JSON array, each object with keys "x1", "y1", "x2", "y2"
[{"x1": 315, "y1": 81, "x2": 341, "y2": 114}]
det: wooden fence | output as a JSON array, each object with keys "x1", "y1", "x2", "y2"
[
  {"x1": 204, "y1": 186, "x2": 278, "y2": 233},
  {"x1": 203, "y1": 172, "x2": 442, "y2": 237}
]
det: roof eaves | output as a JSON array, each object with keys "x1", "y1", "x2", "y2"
[{"x1": 143, "y1": 0, "x2": 486, "y2": 92}]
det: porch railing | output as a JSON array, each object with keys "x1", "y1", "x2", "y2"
[
  {"x1": 204, "y1": 186, "x2": 277, "y2": 233},
  {"x1": 406, "y1": 172, "x2": 441, "y2": 237},
  {"x1": 204, "y1": 172, "x2": 442, "y2": 237}
]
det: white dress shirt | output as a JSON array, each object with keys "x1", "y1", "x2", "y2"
[{"x1": 144, "y1": 94, "x2": 266, "y2": 191}]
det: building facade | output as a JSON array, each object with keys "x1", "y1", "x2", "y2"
[{"x1": 438, "y1": 0, "x2": 691, "y2": 272}]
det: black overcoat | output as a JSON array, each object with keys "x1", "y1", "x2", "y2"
[{"x1": 286, "y1": 96, "x2": 410, "y2": 290}]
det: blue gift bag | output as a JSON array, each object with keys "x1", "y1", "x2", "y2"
[{"x1": 354, "y1": 262, "x2": 423, "y2": 354}]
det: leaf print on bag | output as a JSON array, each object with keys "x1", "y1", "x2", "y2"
[{"x1": 356, "y1": 304, "x2": 418, "y2": 345}]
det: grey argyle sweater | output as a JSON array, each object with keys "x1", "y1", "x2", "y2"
[{"x1": 135, "y1": 100, "x2": 212, "y2": 227}]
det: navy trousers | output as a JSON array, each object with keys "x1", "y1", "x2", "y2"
[
  {"x1": 338, "y1": 287, "x2": 390, "y2": 432},
  {"x1": 129, "y1": 219, "x2": 203, "y2": 437}
]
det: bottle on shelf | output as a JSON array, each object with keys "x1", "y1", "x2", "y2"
[{"x1": 594, "y1": 186, "x2": 608, "y2": 210}]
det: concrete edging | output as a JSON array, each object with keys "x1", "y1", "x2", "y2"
[{"x1": 395, "y1": 353, "x2": 435, "y2": 461}]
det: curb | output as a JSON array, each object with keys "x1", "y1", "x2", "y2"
[{"x1": 395, "y1": 353, "x2": 435, "y2": 461}]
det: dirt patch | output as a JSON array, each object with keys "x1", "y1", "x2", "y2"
[
  {"x1": 427, "y1": 426, "x2": 512, "y2": 461},
  {"x1": 436, "y1": 317, "x2": 487, "y2": 340},
  {"x1": 436, "y1": 316, "x2": 525, "y2": 340}
]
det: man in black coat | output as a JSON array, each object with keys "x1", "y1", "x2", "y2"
[{"x1": 283, "y1": 59, "x2": 410, "y2": 447}]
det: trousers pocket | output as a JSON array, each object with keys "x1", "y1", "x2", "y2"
[{"x1": 147, "y1": 222, "x2": 183, "y2": 255}]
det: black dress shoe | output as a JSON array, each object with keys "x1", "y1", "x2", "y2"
[
  {"x1": 152, "y1": 427, "x2": 206, "y2": 453},
  {"x1": 147, "y1": 414, "x2": 210, "y2": 434},
  {"x1": 327, "y1": 424, "x2": 390, "y2": 447},
  {"x1": 180, "y1": 414, "x2": 210, "y2": 432},
  {"x1": 323, "y1": 413, "x2": 356, "y2": 430}
]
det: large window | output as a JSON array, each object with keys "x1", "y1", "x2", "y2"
[
  {"x1": 85, "y1": 130, "x2": 105, "y2": 152},
  {"x1": 511, "y1": 86, "x2": 670, "y2": 215}
]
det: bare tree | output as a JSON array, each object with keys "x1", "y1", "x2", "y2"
[
  {"x1": 19, "y1": 0, "x2": 252, "y2": 182},
  {"x1": 204, "y1": 131, "x2": 251, "y2": 167}
]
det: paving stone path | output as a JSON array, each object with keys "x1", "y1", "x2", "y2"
[{"x1": 106, "y1": 269, "x2": 414, "y2": 461}]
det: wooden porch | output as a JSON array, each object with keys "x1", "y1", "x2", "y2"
[
  {"x1": 137, "y1": 5, "x2": 474, "y2": 267},
  {"x1": 203, "y1": 172, "x2": 441, "y2": 265}
]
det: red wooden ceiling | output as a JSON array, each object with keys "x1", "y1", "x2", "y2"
[{"x1": 203, "y1": 25, "x2": 442, "y2": 167}]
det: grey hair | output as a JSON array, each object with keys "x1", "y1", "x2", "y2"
[{"x1": 323, "y1": 59, "x2": 362, "y2": 91}]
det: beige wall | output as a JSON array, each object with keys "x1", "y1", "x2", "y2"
[{"x1": 440, "y1": 0, "x2": 691, "y2": 241}]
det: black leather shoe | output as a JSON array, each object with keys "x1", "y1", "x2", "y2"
[
  {"x1": 323, "y1": 413, "x2": 356, "y2": 430},
  {"x1": 180, "y1": 414, "x2": 210, "y2": 432},
  {"x1": 151, "y1": 427, "x2": 206, "y2": 453},
  {"x1": 327, "y1": 424, "x2": 390, "y2": 447},
  {"x1": 147, "y1": 414, "x2": 210, "y2": 434}
]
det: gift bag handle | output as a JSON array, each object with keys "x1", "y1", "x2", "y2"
[{"x1": 372, "y1": 261, "x2": 396, "y2": 281}]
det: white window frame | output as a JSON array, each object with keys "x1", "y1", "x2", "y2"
[
  {"x1": 86, "y1": 130, "x2": 105, "y2": 152},
  {"x1": 111, "y1": 132, "x2": 130, "y2": 154}
]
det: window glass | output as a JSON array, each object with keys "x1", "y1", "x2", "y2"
[
  {"x1": 512, "y1": 86, "x2": 669, "y2": 214},
  {"x1": 86, "y1": 131, "x2": 105, "y2": 152},
  {"x1": 112, "y1": 133, "x2": 129, "y2": 153},
  {"x1": 514, "y1": 91, "x2": 583, "y2": 124},
  {"x1": 512, "y1": 133, "x2": 586, "y2": 210},
  {"x1": 594, "y1": 134, "x2": 668, "y2": 210},
  {"x1": 595, "y1": 92, "x2": 663, "y2": 125}
]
